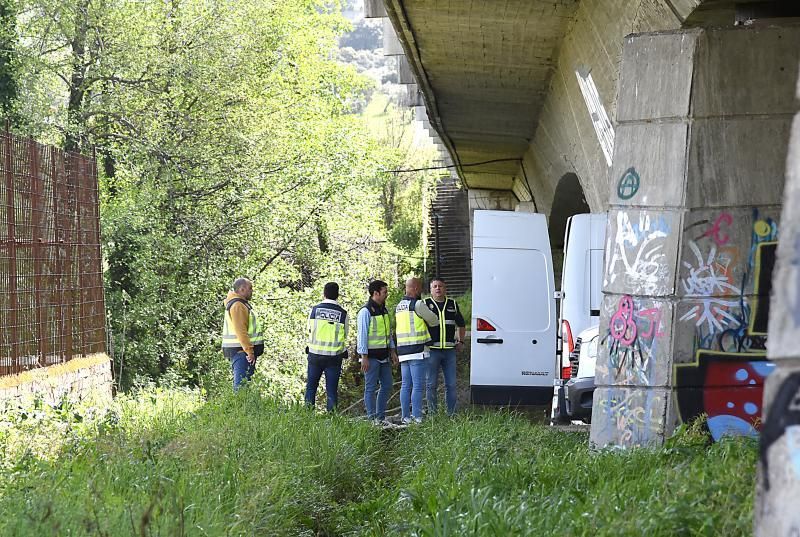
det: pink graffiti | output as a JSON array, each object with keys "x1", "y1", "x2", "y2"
[
  {"x1": 703, "y1": 212, "x2": 733, "y2": 246},
  {"x1": 636, "y1": 308, "x2": 665, "y2": 339},
  {"x1": 610, "y1": 295, "x2": 637, "y2": 346}
]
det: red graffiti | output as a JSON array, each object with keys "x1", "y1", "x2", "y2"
[
  {"x1": 610, "y1": 295, "x2": 637, "y2": 346},
  {"x1": 703, "y1": 212, "x2": 733, "y2": 246},
  {"x1": 636, "y1": 307, "x2": 665, "y2": 339}
]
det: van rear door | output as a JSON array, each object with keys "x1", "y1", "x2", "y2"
[
  {"x1": 470, "y1": 211, "x2": 556, "y2": 405},
  {"x1": 588, "y1": 213, "x2": 607, "y2": 318}
]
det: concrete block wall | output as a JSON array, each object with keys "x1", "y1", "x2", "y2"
[
  {"x1": 755, "y1": 54, "x2": 800, "y2": 537},
  {"x1": 0, "y1": 354, "x2": 113, "y2": 408},
  {"x1": 590, "y1": 24, "x2": 800, "y2": 448},
  {"x1": 518, "y1": 0, "x2": 684, "y2": 217}
]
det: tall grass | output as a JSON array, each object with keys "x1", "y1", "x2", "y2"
[
  {"x1": 358, "y1": 412, "x2": 756, "y2": 536},
  {"x1": 0, "y1": 389, "x2": 757, "y2": 536},
  {"x1": 0, "y1": 388, "x2": 384, "y2": 535}
]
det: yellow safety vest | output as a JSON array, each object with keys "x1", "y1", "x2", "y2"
[
  {"x1": 307, "y1": 303, "x2": 347, "y2": 356},
  {"x1": 427, "y1": 297, "x2": 458, "y2": 349},
  {"x1": 367, "y1": 312, "x2": 391, "y2": 350},
  {"x1": 221, "y1": 299, "x2": 264, "y2": 349},
  {"x1": 395, "y1": 298, "x2": 430, "y2": 351}
]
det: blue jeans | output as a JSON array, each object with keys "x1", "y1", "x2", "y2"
[
  {"x1": 400, "y1": 359, "x2": 427, "y2": 420},
  {"x1": 364, "y1": 358, "x2": 393, "y2": 420},
  {"x1": 230, "y1": 351, "x2": 256, "y2": 391},
  {"x1": 426, "y1": 348, "x2": 457, "y2": 414},
  {"x1": 305, "y1": 356, "x2": 342, "y2": 411}
]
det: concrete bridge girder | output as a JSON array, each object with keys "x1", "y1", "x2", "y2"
[
  {"x1": 383, "y1": 0, "x2": 800, "y2": 532},
  {"x1": 384, "y1": 0, "x2": 795, "y2": 216}
]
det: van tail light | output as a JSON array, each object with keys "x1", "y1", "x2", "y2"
[
  {"x1": 562, "y1": 320, "x2": 574, "y2": 355},
  {"x1": 561, "y1": 365, "x2": 572, "y2": 380},
  {"x1": 476, "y1": 318, "x2": 496, "y2": 331}
]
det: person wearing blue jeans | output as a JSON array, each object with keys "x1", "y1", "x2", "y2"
[
  {"x1": 305, "y1": 356, "x2": 343, "y2": 411},
  {"x1": 305, "y1": 282, "x2": 348, "y2": 411},
  {"x1": 396, "y1": 277, "x2": 439, "y2": 423},
  {"x1": 231, "y1": 350, "x2": 257, "y2": 390},
  {"x1": 363, "y1": 357, "x2": 393, "y2": 419},
  {"x1": 357, "y1": 280, "x2": 397, "y2": 421},
  {"x1": 221, "y1": 278, "x2": 264, "y2": 391},
  {"x1": 424, "y1": 278, "x2": 465, "y2": 415},
  {"x1": 400, "y1": 358, "x2": 429, "y2": 422},
  {"x1": 426, "y1": 348, "x2": 457, "y2": 414}
]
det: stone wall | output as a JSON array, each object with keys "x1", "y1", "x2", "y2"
[
  {"x1": 0, "y1": 354, "x2": 113, "y2": 408},
  {"x1": 755, "y1": 51, "x2": 800, "y2": 537},
  {"x1": 590, "y1": 24, "x2": 800, "y2": 448},
  {"x1": 518, "y1": 0, "x2": 682, "y2": 215}
]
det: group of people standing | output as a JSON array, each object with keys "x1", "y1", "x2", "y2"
[
  {"x1": 306, "y1": 278, "x2": 466, "y2": 423},
  {"x1": 221, "y1": 276, "x2": 465, "y2": 424}
]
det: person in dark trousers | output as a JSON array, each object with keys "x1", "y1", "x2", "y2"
[
  {"x1": 424, "y1": 278, "x2": 466, "y2": 414},
  {"x1": 357, "y1": 280, "x2": 398, "y2": 422},
  {"x1": 221, "y1": 277, "x2": 264, "y2": 390},
  {"x1": 305, "y1": 282, "x2": 349, "y2": 411}
]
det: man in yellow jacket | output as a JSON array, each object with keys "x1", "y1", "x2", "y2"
[{"x1": 221, "y1": 277, "x2": 264, "y2": 390}]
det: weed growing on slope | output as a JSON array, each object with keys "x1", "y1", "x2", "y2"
[
  {"x1": 0, "y1": 387, "x2": 384, "y2": 535},
  {"x1": 0, "y1": 390, "x2": 758, "y2": 536},
  {"x1": 357, "y1": 411, "x2": 757, "y2": 537}
]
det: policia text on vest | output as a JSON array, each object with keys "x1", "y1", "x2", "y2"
[{"x1": 305, "y1": 282, "x2": 349, "y2": 412}]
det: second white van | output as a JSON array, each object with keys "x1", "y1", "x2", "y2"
[{"x1": 552, "y1": 213, "x2": 606, "y2": 423}]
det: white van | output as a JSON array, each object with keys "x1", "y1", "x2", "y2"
[
  {"x1": 470, "y1": 210, "x2": 557, "y2": 405},
  {"x1": 551, "y1": 213, "x2": 606, "y2": 423},
  {"x1": 564, "y1": 324, "x2": 600, "y2": 423}
]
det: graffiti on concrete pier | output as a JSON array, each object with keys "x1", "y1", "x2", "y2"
[
  {"x1": 605, "y1": 295, "x2": 667, "y2": 386},
  {"x1": 605, "y1": 211, "x2": 671, "y2": 295},
  {"x1": 676, "y1": 209, "x2": 779, "y2": 441}
]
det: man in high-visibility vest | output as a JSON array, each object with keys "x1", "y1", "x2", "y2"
[
  {"x1": 221, "y1": 277, "x2": 264, "y2": 391},
  {"x1": 424, "y1": 277, "x2": 465, "y2": 414},
  {"x1": 357, "y1": 280, "x2": 397, "y2": 422},
  {"x1": 305, "y1": 282, "x2": 348, "y2": 411},
  {"x1": 395, "y1": 277, "x2": 439, "y2": 423}
]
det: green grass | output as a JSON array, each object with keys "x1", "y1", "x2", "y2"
[
  {"x1": 0, "y1": 388, "x2": 757, "y2": 536},
  {"x1": 454, "y1": 291, "x2": 471, "y2": 327}
]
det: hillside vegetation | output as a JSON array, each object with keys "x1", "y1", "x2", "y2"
[{"x1": 0, "y1": 388, "x2": 757, "y2": 536}]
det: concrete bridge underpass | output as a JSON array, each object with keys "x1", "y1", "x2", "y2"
[{"x1": 370, "y1": 0, "x2": 800, "y2": 533}]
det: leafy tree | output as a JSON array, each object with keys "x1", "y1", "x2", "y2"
[
  {"x1": 0, "y1": 0, "x2": 18, "y2": 119},
  {"x1": 11, "y1": 0, "x2": 437, "y2": 396}
]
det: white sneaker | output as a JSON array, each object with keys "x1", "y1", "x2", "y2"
[{"x1": 401, "y1": 417, "x2": 413, "y2": 425}]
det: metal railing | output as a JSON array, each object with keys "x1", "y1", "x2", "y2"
[{"x1": 0, "y1": 125, "x2": 105, "y2": 376}]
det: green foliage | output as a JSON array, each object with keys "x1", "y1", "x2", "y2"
[
  {"x1": 0, "y1": 0, "x2": 17, "y2": 119},
  {"x1": 9, "y1": 0, "x2": 441, "y2": 392},
  {"x1": 0, "y1": 390, "x2": 759, "y2": 536},
  {"x1": 0, "y1": 388, "x2": 383, "y2": 535},
  {"x1": 388, "y1": 217, "x2": 422, "y2": 252},
  {"x1": 360, "y1": 412, "x2": 757, "y2": 536},
  {"x1": 454, "y1": 291, "x2": 472, "y2": 326}
]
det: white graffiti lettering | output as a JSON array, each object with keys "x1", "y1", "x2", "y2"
[
  {"x1": 605, "y1": 211, "x2": 670, "y2": 295},
  {"x1": 679, "y1": 240, "x2": 743, "y2": 333}
]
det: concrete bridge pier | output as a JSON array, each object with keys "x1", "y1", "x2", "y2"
[
  {"x1": 590, "y1": 24, "x2": 800, "y2": 448},
  {"x1": 756, "y1": 62, "x2": 800, "y2": 536}
]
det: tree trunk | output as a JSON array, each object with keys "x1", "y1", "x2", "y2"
[
  {"x1": 65, "y1": 0, "x2": 90, "y2": 152},
  {"x1": 0, "y1": 0, "x2": 18, "y2": 120}
]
